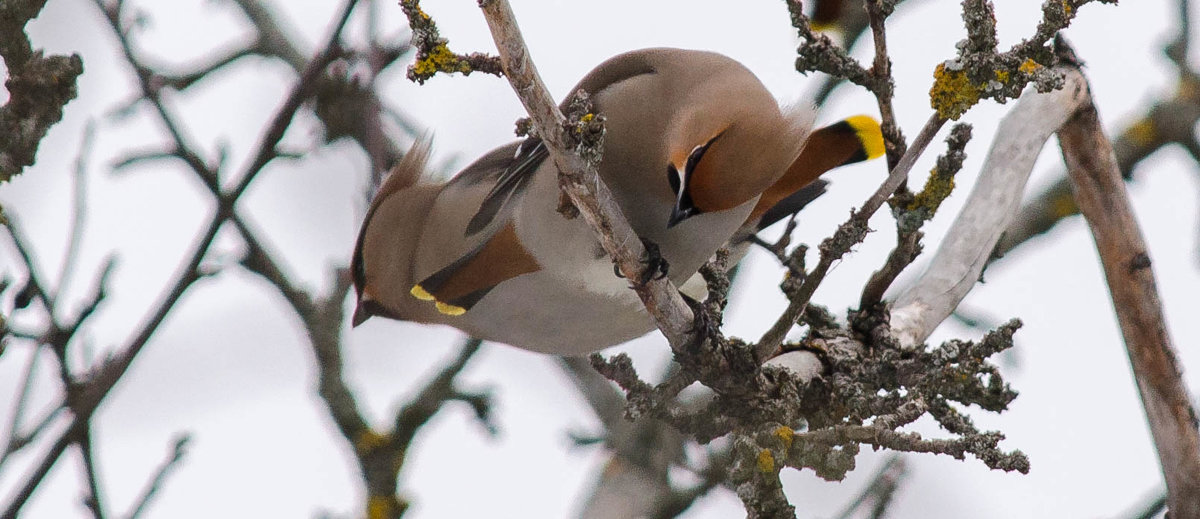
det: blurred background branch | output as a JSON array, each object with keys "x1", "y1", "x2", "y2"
[
  {"x1": 994, "y1": 0, "x2": 1200, "y2": 263},
  {"x1": 0, "y1": 0, "x2": 1194, "y2": 517}
]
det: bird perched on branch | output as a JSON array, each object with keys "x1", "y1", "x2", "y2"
[{"x1": 352, "y1": 48, "x2": 883, "y2": 355}]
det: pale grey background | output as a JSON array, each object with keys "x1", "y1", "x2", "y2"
[{"x1": 1, "y1": 0, "x2": 1196, "y2": 517}]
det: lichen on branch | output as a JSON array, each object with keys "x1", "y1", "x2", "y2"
[
  {"x1": 929, "y1": 0, "x2": 1112, "y2": 120},
  {"x1": 0, "y1": 0, "x2": 84, "y2": 183},
  {"x1": 398, "y1": 0, "x2": 502, "y2": 84}
]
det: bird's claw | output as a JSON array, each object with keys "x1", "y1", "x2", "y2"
[
  {"x1": 639, "y1": 238, "x2": 669, "y2": 284},
  {"x1": 611, "y1": 238, "x2": 670, "y2": 284}
]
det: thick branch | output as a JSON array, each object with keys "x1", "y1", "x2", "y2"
[{"x1": 1058, "y1": 93, "x2": 1200, "y2": 517}]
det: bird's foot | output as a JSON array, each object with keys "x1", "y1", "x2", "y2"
[
  {"x1": 639, "y1": 238, "x2": 669, "y2": 285},
  {"x1": 610, "y1": 238, "x2": 670, "y2": 284}
]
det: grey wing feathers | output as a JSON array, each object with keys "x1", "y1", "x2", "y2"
[
  {"x1": 756, "y1": 179, "x2": 829, "y2": 231},
  {"x1": 464, "y1": 137, "x2": 549, "y2": 236}
]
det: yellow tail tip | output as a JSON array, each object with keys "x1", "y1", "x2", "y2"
[
  {"x1": 434, "y1": 301, "x2": 467, "y2": 316},
  {"x1": 410, "y1": 285, "x2": 436, "y2": 301},
  {"x1": 845, "y1": 115, "x2": 885, "y2": 161}
]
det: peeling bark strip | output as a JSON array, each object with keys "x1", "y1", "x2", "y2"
[
  {"x1": 1058, "y1": 95, "x2": 1200, "y2": 518},
  {"x1": 889, "y1": 68, "x2": 1089, "y2": 349},
  {"x1": 0, "y1": 0, "x2": 84, "y2": 181}
]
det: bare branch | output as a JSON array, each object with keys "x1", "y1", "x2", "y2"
[
  {"x1": 4, "y1": 215, "x2": 59, "y2": 313},
  {"x1": 832, "y1": 455, "x2": 907, "y2": 519},
  {"x1": 77, "y1": 427, "x2": 107, "y2": 519},
  {"x1": 1, "y1": 422, "x2": 76, "y2": 519},
  {"x1": 1116, "y1": 488, "x2": 1167, "y2": 519},
  {"x1": 0, "y1": 348, "x2": 42, "y2": 465},
  {"x1": 55, "y1": 121, "x2": 97, "y2": 303},
  {"x1": 864, "y1": 0, "x2": 905, "y2": 168},
  {"x1": 995, "y1": 48, "x2": 1200, "y2": 259},
  {"x1": 123, "y1": 435, "x2": 190, "y2": 519},
  {"x1": 1058, "y1": 74, "x2": 1200, "y2": 517},
  {"x1": 0, "y1": 3, "x2": 365, "y2": 515},
  {"x1": 225, "y1": 0, "x2": 307, "y2": 70},
  {"x1": 227, "y1": 0, "x2": 361, "y2": 201}
]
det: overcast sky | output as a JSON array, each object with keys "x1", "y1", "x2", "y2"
[{"x1": 2, "y1": 0, "x2": 1198, "y2": 517}]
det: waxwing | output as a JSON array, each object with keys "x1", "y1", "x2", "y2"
[{"x1": 352, "y1": 48, "x2": 883, "y2": 355}]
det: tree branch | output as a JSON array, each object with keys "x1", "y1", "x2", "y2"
[
  {"x1": 1058, "y1": 75, "x2": 1200, "y2": 518},
  {"x1": 755, "y1": 113, "x2": 946, "y2": 359},
  {"x1": 124, "y1": 434, "x2": 190, "y2": 519},
  {"x1": 890, "y1": 66, "x2": 1089, "y2": 348},
  {"x1": 475, "y1": 0, "x2": 696, "y2": 350},
  {"x1": 0, "y1": 0, "x2": 84, "y2": 182}
]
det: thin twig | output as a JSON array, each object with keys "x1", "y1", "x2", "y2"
[
  {"x1": 123, "y1": 435, "x2": 190, "y2": 519},
  {"x1": 832, "y1": 455, "x2": 907, "y2": 519},
  {"x1": 0, "y1": 348, "x2": 40, "y2": 465},
  {"x1": 864, "y1": 0, "x2": 906, "y2": 168},
  {"x1": 77, "y1": 426, "x2": 107, "y2": 519},
  {"x1": 755, "y1": 113, "x2": 945, "y2": 360},
  {"x1": 859, "y1": 123, "x2": 973, "y2": 309},
  {"x1": 1, "y1": 421, "x2": 77, "y2": 519},
  {"x1": 1117, "y1": 489, "x2": 1167, "y2": 519},
  {"x1": 4, "y1": 216, "x2": 57, "y2": 314},
  {"x1": 55, "y1": 120, "x2": 95, "y2": 302},
  {"x1": 0, "y1": 3, "x2": 364, "y2": 516},
  {"x1": 228, "y1": 0, "x2": 361, "y2": 202}
]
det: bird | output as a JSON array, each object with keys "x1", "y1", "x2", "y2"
[{"x1": 352, "y1": 48, "x2": 884, "y2": 355}]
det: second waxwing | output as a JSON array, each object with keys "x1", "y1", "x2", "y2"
[{"x1": 352, "y1": 48, "x2": 884, "y2": 355}]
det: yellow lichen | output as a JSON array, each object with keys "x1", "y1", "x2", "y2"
[
  {"x1": 774, "y1": 426, "x2": 795, "y2": 451},
  {"x1": 412, "y1": 42, "x2": 468, "y2": 78},
  {"x1": 1018, "y1": 58, "x2": 1041, "y2": 75},
  {"x1": 929, "y1": 63, "x2": 981, "y2": 121},
  {"x1": 909, "y1": 168, "x2": 957, "y2": 214},
  {"x1": 367, "y1": 495, "x2": 401, "y2": 519},
  {"x1": 1179, "y1": 76, "x2": 1200, "y2": 101},
  {"x1": 994, "y1": 69, "x2": 1010, "y2": 84},
  {"x1": 1124, "y1": 118, "x2": 1157, "y2": 147},
  {"x1": 1050, "y1": 192, "x2": 1079, "y2": 218},
  {"x1": 355, "y1": 430, "x2": 390, "y2": 454},
  {"x1": 581, "y1": 113, "x2": 595, "y2": 123},
  {"x1": 757, "y1": 449, "x2": 776, "y2": 473}
]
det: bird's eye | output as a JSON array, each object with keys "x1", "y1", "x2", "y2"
[
  {"x1": 667, "y1": 163, "x2": 682, "y2": 195},
  {"x1": 684, "y1": 134, "x2": 721, "y2": 175},
  {"x1": 685, "y1": 144, "x2": 708, "y2": 175}
]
